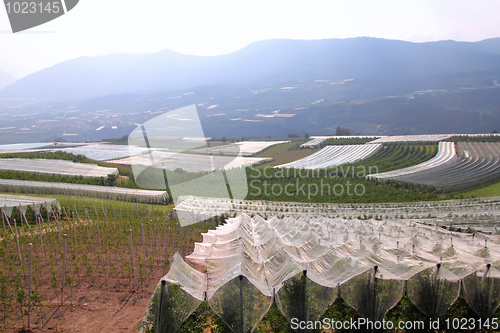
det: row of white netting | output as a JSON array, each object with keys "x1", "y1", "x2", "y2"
[
  {"x1": 144, "y1": 213, "x2": 500, "y2": 332},
  {"x1": 0, "y1": 179, "x2": 167, "y2": 204},
  {"x1": 0, "y1": 194, "x2": 60, "y2": 218}
]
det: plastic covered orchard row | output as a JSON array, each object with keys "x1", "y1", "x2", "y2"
[
  {"x1": 143, "y1": 213, "x2": 500, "y2": 332},
  {"x1": 0, "y1": 179, "x2": 167, "y2": 204}
]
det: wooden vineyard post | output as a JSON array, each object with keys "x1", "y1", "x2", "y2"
[
  {"x1": 129, "y1": 229, "x2": 136, "y2": 292},
  {"x1": 2, "y1": 208, "x2": 13, "y2": 233},
  {"x1": 101, "y1": 204, "x2": 108, "y2": 231},
  {"x1": 28, "y1": 243, "x2": 32, "y2": 329},
  {"x1": 63, "y1": 206, "x2": 69, "y2": 219},
  {"x1": 73, "y1": 205, "x2": 81, "y2": 224},
  {"x1": 61, "y1": 234, "x2": 67, "y2": 306}
]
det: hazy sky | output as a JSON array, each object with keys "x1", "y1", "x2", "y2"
[{"x1": 1, "y1": 0, "x2": 500, "y2": 78}]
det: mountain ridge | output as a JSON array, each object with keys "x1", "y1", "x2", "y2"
[{"x1": 2, "y1": 37, "x2": 500, "y2": 100}]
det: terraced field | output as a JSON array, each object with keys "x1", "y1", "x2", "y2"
[
  {"x1": 370, "y1": 142, "x2": 456, "y2": 179},
  {"x1": 373, "y1": 142, "x2": 500, "y2": 192},
  {"x1": 346, "y1": 144, "x2": 438, "y2": 174},
  {"x1": 278, "y1": 144, "x2": 381, "y2": 169}
]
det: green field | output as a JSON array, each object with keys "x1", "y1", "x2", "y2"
[{"x1": 459, "y1": 179, "x2": 500, "y2": 198}]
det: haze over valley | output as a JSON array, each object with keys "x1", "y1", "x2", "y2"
[{"x1": 1, "y1": 37, "x2": 500, "y2": 143}]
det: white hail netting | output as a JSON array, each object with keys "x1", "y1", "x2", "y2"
[
  {"x1": 0, "y1": 194, "x2": 60, "y2": 218},
  {"x1": 0, "y1": 179, "x2": 167, "y2": 204},
  {"x1": 0, "y1": 158, "x2": 119, "y2": 178},
  {"x1": 145, "y1": 213, "x2": 500, "y2": 332}
]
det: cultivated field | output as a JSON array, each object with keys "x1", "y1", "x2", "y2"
[
  {"x1": 0, "y1": 193, "x2": 220, "y2": 332},
  {"x1": 373, "y1": 142, "x2": 500, "y2": 192}
]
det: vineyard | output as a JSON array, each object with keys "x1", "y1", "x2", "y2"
[
  {"x1": 0, "y1": 193, "x2": 220, "y2": 332},
  {"x1": 0, "y1": 191, "x2": 500, "y2": 332}
]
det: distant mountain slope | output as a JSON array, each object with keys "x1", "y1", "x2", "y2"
[
  {"x1": 0, "y1": 70, "x2": 15, "y2": 90},
  {"x1": 2, "y1": 37, "x2": 500, "y2": 100}
]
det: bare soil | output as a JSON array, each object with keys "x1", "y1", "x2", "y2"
[{"x1": 4, "y1": 275, "x2": 162, "y2": 333}]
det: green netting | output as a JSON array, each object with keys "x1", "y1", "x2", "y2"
[
  {"x1": 340, "y1": 266, "x2": 405, "y2": 321},
  {"x1": 406, "y1": 264, "x2": 461, "y2": 318},
  {"x1": 142, "y1": 253, "x2": 205, "y2": 333},
  {"x1": 462, "y1": 264, "x2": 500, "y2": 318},
  {"x1": 143, "y1": 281, "x2": 203, "y2": 333},
  {"x1": 275, "y1": 271, "x2": 337, "y2": 332},
  {"x1": 208, "y1": 275, "x2": 272, "y2": 333}
]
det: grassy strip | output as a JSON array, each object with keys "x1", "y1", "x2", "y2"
[
  {"x1": 254, "y1": 142, "x2": 319, "y2": 167},
  {"x1": 0, "y1": 170, "x2": 116, "y2": 186},
  {"x1": 0, "y1": 151, "x2": 96, "y2": 164},
  {"x1": 456, "y1": 179, "x2": 500, "y2": 198},
  {"x1": 446, "y1": 135, "x2": 500, "y2": 142}
]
